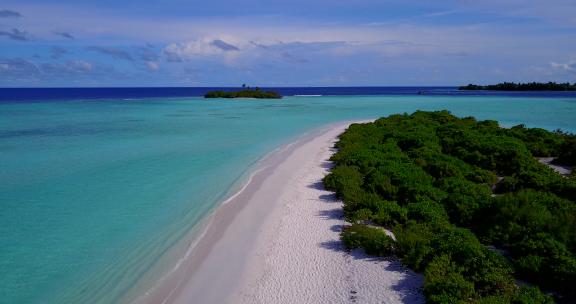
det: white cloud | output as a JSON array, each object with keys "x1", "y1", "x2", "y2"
[
  {"x1": 66, "y1": 60, "x2": 92, "y2": 72},
  {"x1": 0, "y1": 58, "x2": 41, "y2": 74},
  {"x1": 424, "y1": 9, "x2": 460, "y2": 18},
  {"x1": 39, "y1": 60, "x2": 94, "y2": 76},
  {"x1": 146, "y1": 61, "x2": 159, "y2": 71},
  {"x1": 550, "y1": 60, "x2": 576, "y2": 73},
  {"x1": 163, "y1": 38, "x2": 242, "y2": 61}
]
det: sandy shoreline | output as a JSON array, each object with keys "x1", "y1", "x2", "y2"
[{"x1": 137, "y1": 121, "x2": 423, "y2": 304}]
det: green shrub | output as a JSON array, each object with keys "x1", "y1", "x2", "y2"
[
  {"x1": 424, "y1": 254, "x2": 475, "y2": 303},
  {"x1": 341, "y1": 224, "x2": 395, "y2": 256},
  {"x1": 371, "y1": 201, "x2": 407, "y2": 226},
  {"x1": 394, "y1": 222, "x2": 438, "y2": 271},
  {"x1": 555, "y1": 136, "x2": 576, "y2": 166},
  {"x1": 407, "y1": 200, "x2": 450, "y2": 225},
  {"x1": 510, "y1": 286, "x2": 554, "y2": 304},
  {"x1": 349, "y1": 208, "x2": 372, "y2": 223}
]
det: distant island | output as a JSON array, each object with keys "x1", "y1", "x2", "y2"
[
  {"x1": 204, "y1": 87, "x2": 282, "y2": 99},
  {"x1": 459, "y1": 82, "x2": 576, "y2": 91}
]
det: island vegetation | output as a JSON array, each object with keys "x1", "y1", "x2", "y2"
[
  {"x1": 324, "y1": 111, "x2": 576, "y2": 303},
  {"x1": 459, "y1": 82, "x2": 576, "y2": 91},
  {"x1": 204, "y1": 86, "x2": 282, "y2": 99}
]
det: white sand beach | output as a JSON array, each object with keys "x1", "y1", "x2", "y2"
[
  {"x1": 141, "y1": 122, "x2": 423, "y2": 304},
  {"x1": 537, "y1": 157, "x2": 572, "y2": 176}
]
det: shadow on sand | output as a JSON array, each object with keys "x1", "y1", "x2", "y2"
[
  {"x1": 319, "y1": 161, "x2": 334, "y2": 169},
  {"x1": 308, "y1": 180, "x2": 325, "y2": 190},
  {"x1": 312, "y1": 176, "x2": 425, "y2": 304},
  {"x1": 317, "y1": 208, "x2": 344, "y2": 220}
]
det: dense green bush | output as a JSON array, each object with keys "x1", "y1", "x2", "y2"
[
  {"x1": 324, "y1": 111, "x2": 575, "y2": 303},
  {"x1": 459, "y1": 82, "x2": 576, "y2": 91},
  {"x1": 556, "y1": 137, "x2": 576, "y2": 166},
  {"x1": 510, "y1": 286, "x2": 555, "y2": 304},
  {"x1": 371, "y1": 201, "x2": 407, "y2": 226},
  {"x1": 394, "y1": 222, "x2": 439, "y2": 271},
  {"x1": 204, "y1": 88, "x2": 282, "y2": 99},
  {"x1": 424, "y1": 254, "x2": 476, "y2": 303},
  {"x1": 509, "y1": 233, "x2": 576, "y2": 298},
  {"x1": 341, "y1": 224, "x2": 395, "y2": 256},
  {"x1": 505, "y1": 125, "x2": 565, "y2": 157}
]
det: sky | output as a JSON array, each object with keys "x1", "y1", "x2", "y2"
[{"x1": 0, "y1": 0, "x2": 575, "y2": 87}]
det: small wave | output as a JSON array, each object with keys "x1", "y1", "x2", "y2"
[{"x1": 293, "y1": 94, "x2": 322, "y2": 97}]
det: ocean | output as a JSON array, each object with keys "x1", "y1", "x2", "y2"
[
  {"x1": 1, "y1": 88, "x2": 575, "y2": 303},
  {"x1": 3, "y1": 87, "x2": 576, "y2": 101}
]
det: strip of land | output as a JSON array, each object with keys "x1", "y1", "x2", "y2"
[{"x1": 138, "y1": 121, "x2": 423, "y2": 304}]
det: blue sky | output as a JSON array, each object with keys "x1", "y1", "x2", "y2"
[{"x1": 0, "y1": 0, "x2": 575, "y2": 87}]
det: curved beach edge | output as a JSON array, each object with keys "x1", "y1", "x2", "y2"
[{"x1": 137, "y1": 120, "x2": 424, "y2": 304}]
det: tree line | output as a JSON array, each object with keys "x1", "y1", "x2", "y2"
[
  {"x1": 204, "y1": 87, "x2": 282, "y2": 99},
  {"x1": 459, "y1": 82, "x2": 576, "y2": 91}
]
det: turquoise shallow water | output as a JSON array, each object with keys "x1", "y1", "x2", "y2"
[{"x1": 1, "y1": 95, "x2": 575, "y2": 303}]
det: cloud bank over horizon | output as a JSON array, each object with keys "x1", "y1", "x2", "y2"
[{"x1": 0, "y1": 1, "x2": 575, "y2": 87}]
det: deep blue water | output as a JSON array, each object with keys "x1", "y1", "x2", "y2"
[{"x1": 2, "y1": 87, "x2": 576, "y2": 101}]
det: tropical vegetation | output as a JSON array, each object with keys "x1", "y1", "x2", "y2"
[
  {"x1": 324, "y1": 111, "x2": 576, "y2": 303},
  {"x1": 459, "y1": 82, "x2": 576, "y2": 91},
  {"x1": 204, "y1": 87, "x2": 282, "y2": 99}
]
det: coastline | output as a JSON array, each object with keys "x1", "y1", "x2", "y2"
[
  {"x1": 4, "y1": 95, "x2": 576, "y2": 304},
  {"x1": 136, "y1": 121, "x2": 423, "y2": 304}
]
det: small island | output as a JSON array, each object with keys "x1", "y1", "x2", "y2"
[
  {"x1": 204, "y1": 86, "x2": 282, "y2": 99},
  {"x1": 459, "y1": 82, "x2": 576, "y2": 91}
]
